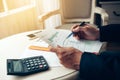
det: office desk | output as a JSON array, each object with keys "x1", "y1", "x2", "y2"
[{"x1": 0, "y1": 30, "x2": 79, "y2": 80}]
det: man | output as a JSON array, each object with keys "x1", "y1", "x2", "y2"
[{"x1": 50, "y1": 24, "x2": 120, "y2": 80}]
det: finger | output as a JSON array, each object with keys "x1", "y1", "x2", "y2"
[
  {"x1": 72, "y1": 26, "x2": 80, "y2": 32},
  {"x1": 72, "y1": 27, "x2": 84, "y2": 39},
  {"x1": 57, "y1": 48, "x2": 73, "y2": 59},
  {"x1": 60, "y1": 58, "x2": 74, "y2": 69},
  {"x1": 73, "y1": 35, "x2": 80, "y2": 40},
  {"x1": 80, "y1": 28, "x2": 97, "y2": 40},
  {"x1": 61, "y1": 52, "x2": 72, "y2": 58},
  {"x1": 50, "y1": 46, "x2": 66, "y2": 58},
  {"x1": 50, "y1": 47, "x2": 58, "y2": 52},
  {"x1": 50, "y1": 45, "x2": 62, "y2": 52},
  {"x1": 71, "y1": 24, "x2": 79, "y2": 30},
  {"x1": 77, "y1": 31, "x2": 84, "y2": 39},
  {"x1": 80, "y1": 27, "x2": 91, "y2": 36},
  {"x1": 73, "y1": 32, "x2": 78, "y2": 37},
  {"x1": 57, "y1": 45, "x2": 62, "y2": 48},
  {"x1": 50, "y1": 47, "x2": 63, "y2": 59},
  {"x1": 73, "y1": 63, "x2": 80, "y2": 70}
]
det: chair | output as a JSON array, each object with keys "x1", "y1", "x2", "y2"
[{"x1": 38, "y1": 0, "x2": 109, "y2": 30}]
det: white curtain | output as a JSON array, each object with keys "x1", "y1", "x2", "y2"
[{"x1": 36, "y1": 0, "x2": 61, "y2": 29}]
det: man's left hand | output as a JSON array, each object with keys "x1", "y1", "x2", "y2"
[{"x1": 50, "y1": 45, "x2": 82, "y2": 70}]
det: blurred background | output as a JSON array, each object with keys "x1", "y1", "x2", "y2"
[
  {"x1": 0, "y1": 0, "x2": 60, "y2": 39},
  {"x1": 0, "y1": 0, "x2": 120, "y2": 39}
]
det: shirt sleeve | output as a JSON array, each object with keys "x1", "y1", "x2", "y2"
[
  {"x1": 79, "y1": 51, "x2": 120, "y2": 80},
  {"x1": 99, "y1": 24, "x2": 120, "y2": 42}
]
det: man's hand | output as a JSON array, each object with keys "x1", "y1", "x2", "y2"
[
  {"x1": 71, "y1": 24, "x2": 99, "y2": 40},
  {"x1": 50, "y1": 45, "x2": 82, "y2": 70}
]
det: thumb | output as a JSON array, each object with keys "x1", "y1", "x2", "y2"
[
  {"x1": 50, "y1": 45, "x2": 62, "y2": 52},
  {"x1": 57, "y1": 45, "x2": 62, "y2": 48},
  {"x1": 50, "y1": 47, "x2": 57, "y2": 52}
]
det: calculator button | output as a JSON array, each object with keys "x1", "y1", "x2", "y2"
[
  {"x1": 30, "y1": 61, "x2": 33, "y2": 64},
  {"x1": 43, "y1": 64, "x2": 47, "y2": 67},
  {"x1": 32, "y1": 67, "x2": 35, "y2": 69},
  {"x1": 26, "y1": 64, "x2": 30, "y2": 67},
  {"x1": 30, "y1": 64, "x2": 34, "y2": 66},
  {"x1": 25, "y1": 60, "x2": 28, "y2": 62},
  {"x1": 39, "y1": 65, "x2": 43, "y2": 68},
  {"x1": 27, "y1": 67, "x2": 31, "y2": 70},
  {"x1": 38, "y1": 62, "x2": 42, "y2": 65},
  {"x1": 33, "y1": 59, "x2": 36, "y2": 61},
  {"x1": 35, "y1": 66, "x2": 39, "y2": 69},
  {"x1": 34, "y1": 63, "x2": 38, "y2": 66},
  {"x1": 29, "y1": 60, "x2": 32, "y2": 62},
  {"x1": 36, "y1": 58, "x2": 39, "y2": 61},
  {"x1": 26, "y1": 62, "x2": 29, "y2": 65},
  {"x1": 23, "y1": 56, "x2": 49, "y2": 72},
  {"x1": 42, "y1": 62, "x2": 45, "y2": 64}
]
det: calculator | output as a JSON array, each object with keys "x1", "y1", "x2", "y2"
[{"x1": 7, "y1": 56, "x2": 49, "y2": 76}]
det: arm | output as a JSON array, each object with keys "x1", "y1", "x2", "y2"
[
  {"x1": 71, "y1": 24, "x2": 120, "y2": 42},
  {"x1": 50, "y1": 46, "x2": 120, "y2": 80},
  {"x1": 50, "y1": 24, "x2": 120, "y2": 80},
  {"x1": 80, "y1": 51, "x2": 120, "y2": 80},
  {"x1": 100, "y1": 24, "x2": 120, "y2": 42},
  {"x1": 71, "y1": 24, "x2": 120, "y2": 79}
]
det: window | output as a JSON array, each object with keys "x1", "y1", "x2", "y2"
[
  {"x1": 0, "y1": 0, "x2": 60, "y2": 39},
  {"x1": 0, "y1": 0, "x2": 4, "y2": 12},
  {"x1": 6, "y1": 0, "x2": 31, "y2": 10},
  {"x1": 0, "y1": 0, "x2": 37, "y2": 39},
  {"x1": 0, "y1": 0, "x2": 35, "y2": 14}
]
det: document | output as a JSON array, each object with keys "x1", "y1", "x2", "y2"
[
  {"x1": 37, "y1": 29, "x2": 103, "y2": 53},
  {"x1": 21, "y1": 41, "x2": 62, "y2": 67},
  {"x1": 21, "y1": 29, "x2": 103, "y2": 67}
]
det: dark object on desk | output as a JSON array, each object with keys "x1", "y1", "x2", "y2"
[
  {"x1": 27, "y1": 31, "x2": 42, "y2": 40},
  {"x1": 7, "y1": 56, "x2": 49, "y2": 76},
  {"x1": 27, "y1": 34, "x2": 36, "y2": 38}
]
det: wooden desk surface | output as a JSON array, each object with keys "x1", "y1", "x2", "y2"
[{"x1": 0, "y1": 30, "x2": 78, "y2": 80}]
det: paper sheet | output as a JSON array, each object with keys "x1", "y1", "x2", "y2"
[
  {"x1": 21, "y1": 29, "x2": 103, "y2": 67},
  {"x1": 37, "y1": 29, "x2": 103, "y2": 53},
  {"x1": 21, "y1": 41, "x2": 62, "y2": 67}
]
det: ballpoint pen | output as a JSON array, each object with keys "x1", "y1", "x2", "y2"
[{"x1": 66, "y1": 22, "x2": 86, "y2": 39}]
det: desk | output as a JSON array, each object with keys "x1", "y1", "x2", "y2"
[{"x1": 0, "y1": 30, "x2": 79, "y2": 80}]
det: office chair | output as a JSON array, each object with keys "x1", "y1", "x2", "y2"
[{"x1": 38, "y1": 0, "x2": 109, "y2": 30}]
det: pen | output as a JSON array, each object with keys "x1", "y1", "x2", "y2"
[{"x1": 66, "y1": 22, "x2": 86, "y2": 39}]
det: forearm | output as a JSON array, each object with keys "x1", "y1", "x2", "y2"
[
  {"x1": 79, "y1": 52, "x2": 104, "y2": 80},
  {"x1": 79, "y1": 51, "x2": 120, "y2": 80},
  {"x1": 99, "y1": 24, "x2": 120, "y2": 42}
]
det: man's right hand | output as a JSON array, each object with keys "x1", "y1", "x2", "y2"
[{"x1": 71, "y1": 24, "x2": 100, "y2": 40}]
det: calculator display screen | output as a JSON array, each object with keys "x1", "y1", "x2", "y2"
[{"x1": 13, "y1": 60, "x2": 22, "y2": 72}]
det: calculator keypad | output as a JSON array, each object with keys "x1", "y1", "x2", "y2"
[{"x1": 23, "y1": 56, "x2": 49, "y2": 71}]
